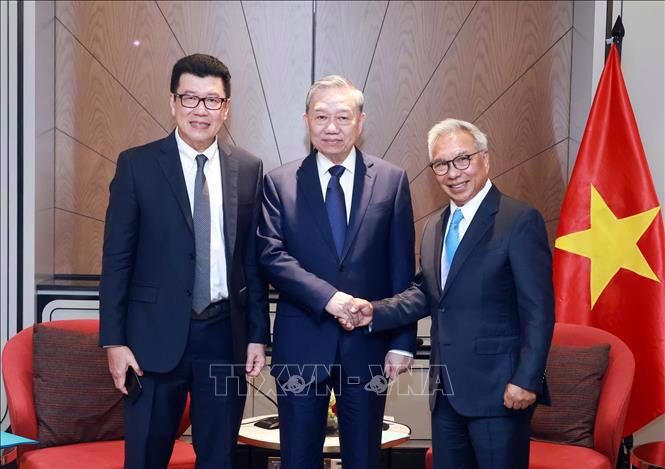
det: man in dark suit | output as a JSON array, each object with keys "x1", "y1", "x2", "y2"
[
  {"x1": 100, "y1": 54, "x2": 269, "y2": 469},
  {"x1": 346, "y1": 119, "x2": 554, "y2": 469},
  {"x1": 257, "y1": 75, "x2": 417, "y2": 469}
]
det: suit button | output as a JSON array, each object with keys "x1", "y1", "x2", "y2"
[
  {"x1": 189, "y1": 253, "x2": 195, "y2": 260},
  {"x1": 338, "y1": 264, "x2": 345, "y2": 272},
  {"x1": 186, "y1": 289, "x2": 192, "y2": 297}
]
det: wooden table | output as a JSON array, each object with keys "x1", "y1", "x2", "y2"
[{"x1": 238, "y1": 414, "x2": 411, "y2": 452}]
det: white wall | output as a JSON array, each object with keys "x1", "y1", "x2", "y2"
[
  {"x1": 0, "y1": 0, "x2": 20, "y2": 432},
  {"x1": 618, "y1": 1, "x2": 665, "y2": 207},
  {"x1": 0, "y1": 0, "x2": 54, "y2": 431}
]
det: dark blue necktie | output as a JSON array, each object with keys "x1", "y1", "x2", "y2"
[{"x1": 326, "y1": 165, "x2": 347, "y2": 257}]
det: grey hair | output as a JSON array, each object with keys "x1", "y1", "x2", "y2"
[
  {"x1": 305, "y1": 75, "x2": 364, "y2": 113},
  {"x1": 427, "y1": 118, "x2": 488, "y2": 161}
]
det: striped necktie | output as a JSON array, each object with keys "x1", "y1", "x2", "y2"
[{"x1": 192, "y1": 154, "x2": 211, "y2": 314}]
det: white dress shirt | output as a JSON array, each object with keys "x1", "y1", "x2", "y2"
[
  {"x1": 176, "y1": 128, "x2": 229, "y2": 300},
  {"x1": 440, "y1": 179, "x2": 493, "y2": 288}
]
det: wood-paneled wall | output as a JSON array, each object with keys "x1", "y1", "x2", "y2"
[{"x1": 54, "y1": 0, "x2": 573, "y2": 279}]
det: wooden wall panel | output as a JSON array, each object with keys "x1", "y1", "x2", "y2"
[
  {"x1": 411, "y1": 37, "x2": 570, "y2": 219},
  {"x1": 546, "y1": 220, "x2": 559, "y2": 248},
  {"x1": 478, "y1": 33, "x2": 572, "y2": 179},
  {"x1": 36, "y1": 208, "x2": 55, "y2": 279},
  {"x1": 52, "y1": 0, "x2": 574, "y2": 283},
  {"x1": 55, "y1": 130, "x2": 115, "y2": 222},
  {"x1": 251, "y1": 368, "x2": 279, "y2": 418},
  {"x1": 493, "y1": 141, "x2": 568, "y2": 223},
  {"x1": 413, "y1": 215, "x2": 430, "y2": 260},
  {"x1": 36, "y1": 130, "x2": 55, "y2": 212},
  {"x1": 315, "y1": 1, "x2": 387, "y2": 88},
  {"x1": 386, "y1": 1, "x2": 573, "y2": 181},
  {"x1": 385, "y1": 371, "x2": 432, "y2": 439},
  {"x1": 411, "y1": 169, "x2": 447, "y2": 222},
  {"x1": 361, "y1": 1, "x2": 473, "y2": 158},
  {"x1": 408, "y1": 14, "x2": 572, "y2": 225},
  {"x1": 157, "y1": 0, "x2": 281, "y2": 171},
  {"x1": 242, "y1": 1, "x2": 311, "y2": 163},
  {"x1": 54, "y1": 209, "x2": 104, "y2": 275},
  {"x1": 56, "y1": 0, "x2": 183, "y2": 130},
  {"x1": 55, "y1": 21, "x2": 167, "y2": 161}
]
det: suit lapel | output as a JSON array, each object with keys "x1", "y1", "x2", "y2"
[
  {"x1": 340, "y1": 150, "x2": 375, "y2": 262},
  {"x1": 442, "y1": 186, "x2": 500, "y2": 297},
  {"x1": 297, "y1": 152, "x2": 338, "y2": 256},
  {"x1": 156, "y1": 132, "x2": 193, "y2": 234},
  {"x1": 219, "y1": 141, "x2": 239, "y2": 262},
  {"x1": 434, "y1": 208, "x2": 449, "y2": 293}
]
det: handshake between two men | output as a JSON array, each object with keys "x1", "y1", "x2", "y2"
[
  {"x1": 325, "y1": 291, "x2": 374, "y2": 331},
  {"x1": 324, "y1": 291, "x2": 415, "y2": 381}
]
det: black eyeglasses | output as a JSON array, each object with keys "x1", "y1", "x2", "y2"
[
  {"x1": 173, "y1": 93, "x2": 228, "y2": 110},
  {"x1": 429, "y1": 150, "x2": 484, "y2": 176}
]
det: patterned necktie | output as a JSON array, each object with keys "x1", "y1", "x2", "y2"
[
  {"x1": 325, "y1": 165, "x2": 347, "y2": 257},
  {"x1": 192, "y1": 154, "x2": 211, "y2": 314},
  {"x1": 445, "y1": 208, "x2": 464, "y2": 269}
]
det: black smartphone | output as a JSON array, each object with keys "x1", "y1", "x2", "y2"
[
  {"x1": 125, "y1": 367, "x2": 142, "y2": 403},
  {"x1": 254, "y1": 416, "x2": 279, "y2": 430}
]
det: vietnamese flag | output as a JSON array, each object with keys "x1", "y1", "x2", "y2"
[{"x1": 553, "y1": 43, "x2": 665, "y2": 436}]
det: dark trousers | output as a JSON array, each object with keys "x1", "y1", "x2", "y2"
[
  {"x1": 431, "y1": 393, "x2": 533, "y2": 469},
  {"x1": 276, "y1": 364, "x2": 387, "y2": 469},
  {"x1": 123, "y1": 313, "x2": 246, "y2": 469}
]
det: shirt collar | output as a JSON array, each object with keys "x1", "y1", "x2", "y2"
[
  {"x1": 449, "y1": 179, "x2": 493, "y2": 222},
  {"x1": 316, "y1": 147, "x2": 356, "y2": 177},
  {"x1": 175, "y1": 127, "x2": 218, "y2": 163}
]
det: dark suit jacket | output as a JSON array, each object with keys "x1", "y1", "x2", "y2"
[
  {"x1": 372, "y1": 185, "x2": 554, "y2": 416},
  {"x1": 257, "y1": 149, "x2": 417, "y2": 383},
  {"x1": 99, "y1": 132, "x2": 269, "y2": 373}
]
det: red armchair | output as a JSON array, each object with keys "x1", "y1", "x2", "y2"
[
  {"x1": 529, "y1": 323, "x2": 634, "y2": 469},
  {"x1": 425, "y1": 323, "x2": 635, "y2": 469},
  {"x1": 2, "y1": 319, "x2": 196, "y2": 469}
]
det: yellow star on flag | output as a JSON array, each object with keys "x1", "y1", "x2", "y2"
[{"x1": 555, "y1": 185, "x2": 661, "y2": 307}]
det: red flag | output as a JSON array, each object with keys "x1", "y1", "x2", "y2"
[{"x1": 553, "y1": 43, "x2": 665, "y2": 436}]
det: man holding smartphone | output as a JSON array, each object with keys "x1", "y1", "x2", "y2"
[{"x1": 100, "y1": 54, "x2": 269, "y2": 469}]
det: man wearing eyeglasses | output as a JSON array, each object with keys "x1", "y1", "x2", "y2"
[
  {"x1": 347, "y1": 119, "x2": 554, "y2": 469},
  {"x1": 100, "y1": 53, "x2": 269, "y2": 469}
]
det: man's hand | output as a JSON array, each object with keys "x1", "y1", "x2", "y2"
[
  {"x1": 337, "y1": 298, "x2": 373, "y2": 331},
  {"x1": 246, "y1": 343, "x2": 266, "y2": 377},
  {"x1": 384, "y1": 351, "x2": 413, "y2": 381},
  {"x1": 503, "y1": 383, "x2": 537, "y2": 410},
  {"x1": 106, "y1": 346, "x2": 142, "y2": 395},
  {"x1": 325, "y1": 291, "x2": 355, "y2": 323},
  {"x1": 348, "y1": 298, "x2": 373, "y2": 326}
]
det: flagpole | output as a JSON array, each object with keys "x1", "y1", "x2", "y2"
[
  {"x1": 605, "y1": 10, "x2": 625, "y2": 60},
  {"x1": 610, "y1": 15, "x2": 625, "y2": 58},
  {"x1": 608, "y1": 16, "x2": 630, "y2": 466}
]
